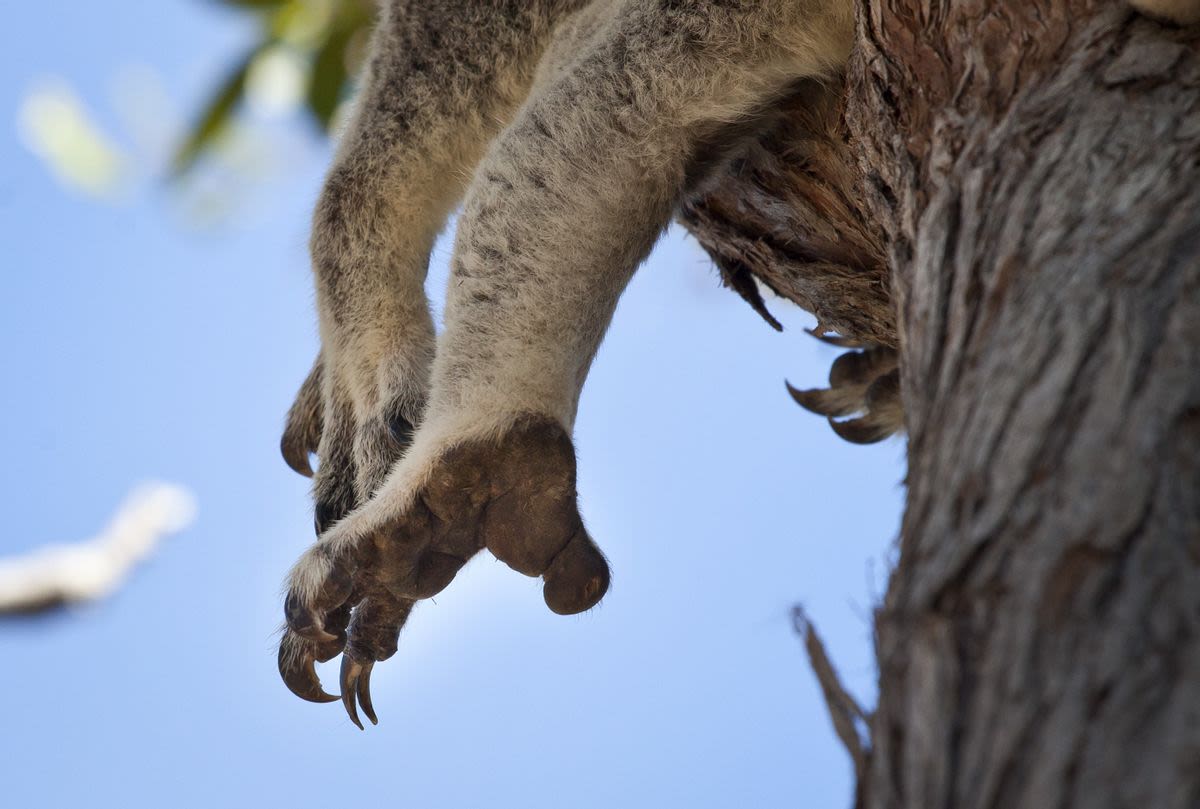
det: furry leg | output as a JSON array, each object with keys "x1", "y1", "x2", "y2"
[
  {"x1": 280, "y1": 0, "x2": 592, "y2": 713},
  {"x1": 414, "y1": 0, "x2": 856, "y2": 450}
]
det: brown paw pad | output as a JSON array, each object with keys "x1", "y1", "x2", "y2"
[
  {"x1": 542, "y1": 530, "x2": 611, "y2": 615},
  {"x1": 412, "y1": 551, "x2": 468, "y2": 599}
]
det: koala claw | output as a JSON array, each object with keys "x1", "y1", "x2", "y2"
[
  {"x1": 281, "y1": 361, "x2": 324, "y2": 478},
  {"x1": 789, "y1": 345, "x2": 904, "y2": 444},
  {"x1": 340, "y1": 658, "x2": 375, "y2": 730},
  {"x1": 278, "y1": 633, "x2": 340, "y2": 704},
  {"x1": 336, "y1": 590, "x2": 410, "y2": 726},
  {"x1": 355, "y1": 662, "x2": 378, "y2": 726}
]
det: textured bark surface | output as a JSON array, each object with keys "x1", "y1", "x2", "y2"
[
  {"x1": 854, "y1": 3, "x2": 1200, "y2": 807},
  {"x1": 682, "y1": 2, "x2": 1200, "y2": 807}
]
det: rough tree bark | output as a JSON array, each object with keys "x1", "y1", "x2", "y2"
[{"x1": 682, "y1": 2, "x2": 1200, "y2": 807}]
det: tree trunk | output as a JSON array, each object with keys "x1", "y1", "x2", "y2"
[{"x1": 682, "y1": 2, "x2": 1200, "y2": 807}]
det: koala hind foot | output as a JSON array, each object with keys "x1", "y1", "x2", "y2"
[{"x1": 281, "y1": 417, "x2": 611, "y2": 727}]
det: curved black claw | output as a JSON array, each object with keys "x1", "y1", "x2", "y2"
[
  {"x1": 357, "y1": 662, "x2": 378, "y2": 726},
  {"x1": 340, "y1": 657, "x2": 369, "y2": 730},
  {"x1": 786, "y1": 381, "x2": 859, "y2": 418},
  {"x1": 281, "y1": 428, "x2": 317, "y2": 478},
  {"x1": 278, "y1": 637, "x2": 339, "y2": 704},
  {"x1": 788, "y1": 344, "x2": 904, "y2": 445},
  {"x1": 281, "y1": 362, "x2": 324, "y2": 478}
]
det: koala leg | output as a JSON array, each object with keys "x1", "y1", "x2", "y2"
[
  {"x1": 282, "y1": 0, "x2": 855, "y2": 724},
  {"x1": 278, "y1": 1, "x2": 591, "y2": 714},
  {"x1": 305, "y1": 1, "x2": 595, "y2": 491}
]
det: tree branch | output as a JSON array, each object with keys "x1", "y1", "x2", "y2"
[{"x1": 0, "y1": 483, "x2": 197, "y2": 615}]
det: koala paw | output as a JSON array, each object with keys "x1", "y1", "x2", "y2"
[{"x1": 788, "y1": 340, "x2": 903, "y2": 444}]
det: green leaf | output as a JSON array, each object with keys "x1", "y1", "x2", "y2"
[
  {"x1": 170, "y1": 45, "x2": 264, "y2": 177},
  {"x1": 306, "y1": 25, "x2": 354, "y2": 131}
]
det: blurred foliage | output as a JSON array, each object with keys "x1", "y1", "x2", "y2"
[
  {"x1": 173, "y1": 0, "x2": 375, "y2": 175},
  {"x1": 18, "y1": 79, "x2": 130, "y2": 198}
]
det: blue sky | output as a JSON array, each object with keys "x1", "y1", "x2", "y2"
[{"x1": 0, "y1": 2, "x2": 905, "y2": 806}]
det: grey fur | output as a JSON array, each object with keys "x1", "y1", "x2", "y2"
[{"x1": 306, "y1": 0, "x2": 855, "y2": 512}]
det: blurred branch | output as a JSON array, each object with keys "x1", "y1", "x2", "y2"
[
  {"x1": 172, "y1": 44, "x2": 267, "y2": 176},
  {"x1": 0, "y1": 484, "x2": 197, "y2": 616}
]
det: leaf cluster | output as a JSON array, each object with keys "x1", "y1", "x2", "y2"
[{"x1": 173, "y1": 0, "x2": 374, "y2": 175}]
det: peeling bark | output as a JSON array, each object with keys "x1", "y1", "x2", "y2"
[
  {"x1": 680, "y1": 79, "x2": 894, "y2": 347},
  {"x1": 683, "y1": 2, "x2": 1200, "y2": 807}
]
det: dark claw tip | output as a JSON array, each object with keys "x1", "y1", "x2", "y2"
[
  {"x1": 357, "y1": 661, "x2": 378, "y2": 726},
  {"x1": 278, "y1": 642, "x2": 339, "y2": 704},
  {"x1": 340, "y1": 656, "x2": 366, "y2": 731},
  {"x1": 281, "y1": 433, "x2": 315, "y2": 478},
  {"x1": 786, "y1": 381, "x2": 831, "y2": 415}
]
